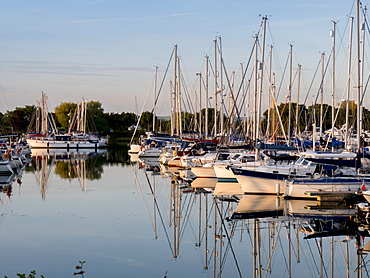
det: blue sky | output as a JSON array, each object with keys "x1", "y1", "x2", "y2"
[{"x1": 0, "y1": 0, "x2": 364, "y2": 114}]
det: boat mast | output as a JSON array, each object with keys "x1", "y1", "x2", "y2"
[
  {"x1": 253, "y1": 34, "x2": 259, "y2": 144},
  {"x1": 214, "y1": 38, "x2": 218, "y2": 138},
  {"x1": 257, "y1": 16, "x2": 267, "y2": 144},
  {"x1": 177, "y1": 55, "x2": 182, "y2": 139},
  {"x1": 331, "y1": 21, "x2": 336, "y2": 152},
  {"x1": 153, "y1": 66, "x2": 158, "y2": 133},
  {"x1": 218, "y1": 36, "x2": 224, "y2": 139},
  {"x1": 170, "y1": 45, "x2": 177, "y2": 137},
  {"x1": 356, "y1": 0, "x2": 362, "y2": 151},
  {"x1": 267, "y1": 45, "x2": 273, "y2": 138},
  {"x1": 36, "y1": 100, "x2": 40, "y2": 133},
  {"x1": 196, "y1": 72, "x2": 202, "y2": 138},
  {"x1": 345, "y1": 17, "x2": 354, "y2": 149},
  {"x1": 360, "y1": 7, "x2": 366, "y2": 151},
  {"x1": 229, "y1": 71, "x2": 235, "y2": 140},
  {"x1": 41, "y1": 92, "x2": 48, "y2": 134},
  {"x1": 295, "y1": 64, "x2": 301, "y2": 138},
  {"x1": 205, "y1": 55, "x2": 209, "y2": 139},
  {"x1": 320, "y1": 52, "x2": 325, "y2": 147},
  {"x1": 83, "y1": 98, "x2": 87, "y2": 133},
  {"x1": 288, "y1": 44, "x2": 293, "y2": 146},
  {"x1": 170, "y1": 80, "x2": 174, "y2": 137}
]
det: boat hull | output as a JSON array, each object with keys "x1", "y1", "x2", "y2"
[
  {"x1": 26, "y1": 139, "x2": 100, "y2": 149},
  {"x1": 190, "y1": 166, "x2": 215, "y2": 178},
  {"x1": 285, "y1": 177, "x2": 367, "y2": 198}
]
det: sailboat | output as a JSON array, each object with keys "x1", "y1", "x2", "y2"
[{"x1": 26, "y1": 93, "x2": 105, "y2": 149}]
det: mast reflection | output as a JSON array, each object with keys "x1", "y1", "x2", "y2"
[
  {"x1": 133, "y1": 157, "x2": 370, "y2": 278},
  {"x1": 28, "y1": 148, "x2": 107, "y2": 198}
]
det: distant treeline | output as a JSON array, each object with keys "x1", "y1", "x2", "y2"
[{"x1": 1, "y1": 99, "x2": 370, "y2": 141}]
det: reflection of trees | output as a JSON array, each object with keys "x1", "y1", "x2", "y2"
[
  {"x1": 54, "y1": 157, "x2": 104, "y2": 180},
  {"x1": 106, "y1": 146, "x2": 131, "y2": 165}
]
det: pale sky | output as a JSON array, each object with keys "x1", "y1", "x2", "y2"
[{"x1": 0, "y1": 0, "x2": 365, "y2": 114}]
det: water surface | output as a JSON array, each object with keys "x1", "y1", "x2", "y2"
[{"x1": 0, "y1": 148, "x2": 367, "y2": 277}]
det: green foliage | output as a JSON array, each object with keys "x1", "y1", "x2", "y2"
[
  {"x1": 6, "y1": 98, "x2": 370, "y2": 142},
  {"x1": 54, "y1": 102, "x2": 77, "y2": 131},
  {"x1": 140, "y1": 111, "x2": 153, "y2": 131},
  {"x1": 54, "y1": 158, "x2": 104, "y2": 180},
  {"x1": 103, "y1": 112, "x2": 137, "y2": 132},
  {"x1": 3, "y1": 270, "x2": 45, "y2": 278},
  {"x1": 4, "y1": 105, "x2": 36, "y2": 133},
  {"x1": 86, "y1": 101, "x2": 108, "y2": 134},
  {"x1": 73, "y1": 261, "x2": 86, "y2": 276},
  {"x1": 4, "y1": 261, "x2": 86, "y2": 278}
]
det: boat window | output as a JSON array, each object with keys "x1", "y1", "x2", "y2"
[
  {"x1": 295, "y1": 157, "x2": 304, "y2": 165},
  {"x1": 301, "y1": 159, "x2": 309, "y2": 166}
]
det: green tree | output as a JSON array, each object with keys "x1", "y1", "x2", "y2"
[
  {"x1": 140, "y1": 111, "x2": 153, "y2": 131},
  {"x1": 54, "y1": 102, "x2": 77, "y2": 131},
  {"x1": 4, "y1": 105, "x2": 36, "y2": 134},
  {"x1": 86, "y1": 100, "x2": 109, "y2": 134}
]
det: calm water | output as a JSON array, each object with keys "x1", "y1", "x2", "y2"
[{"x1": 0, "y1": 148, "x2": 368, "y2": 277}]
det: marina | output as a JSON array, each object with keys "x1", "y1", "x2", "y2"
[
  {"x1": 1, "y1": 0, "x2": 370, "y2": 277},
  {"x1": 1, "y1": 148, "x2": 370, "y2": 277}
]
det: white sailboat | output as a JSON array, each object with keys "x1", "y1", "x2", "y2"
[{"x1": 26, "y1": 93, "x2": 104, "y2": 149}]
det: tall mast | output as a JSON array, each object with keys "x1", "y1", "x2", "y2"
[
  {"x1": 267, "y1": 45, "x2": 273, "y2": 137},
  {"x1": 229, "y1": 71, "x2": 235, "y2": 138},
  {"x1": 153, "y1": 66, "x2": 158, "y2": 132},
  {"x1": 170, "y1": 45, "x2": 178, "y2": 137},
  {"x1": 288, "y1": 44, "x2": 293, "y2": 146},
  {"x1": 213, "y1": 38, "x2": 218, "y2": 137},
  {"x1": 361, "y1": 7, "x2": 366, "y2": 150},
  {"x1": 170, "y1": 81, "x2": 174, "y2": 136},
  {"x1": 320, "y1": 52, "x2": 325, "y2": 142},
  {"x1": 257, "y1": 16, "x2": 267, "y2": 143},
  {"x1": 41, "y1": 92, "x2": 48, "y2": 134},
  {"x1": 295, "y1": 64, "x2": 301, "y2": 138},
  {"x1": 205, "y1": 55, "x2": 209, "y2": 138},
  {"x1": 253, "y1": 34, "x2": 259, "y2": 143},
  {"x1": 218, "y1": 36, "x2": 224, "y2": 138},
  {"x1": 177, "y1": 55, "x2": 182, "y2": 139},
  {"x1": 331, "y1": 21, "x2": 336, "y2": 151},
  {"x1": 83, "y1": 98, "x2": 87, "y2": 133},
  {"x1": 345, "y1": 17, "x2": 354, "y2": 149},
  {"x1": 196, "y1": 72, "x2": 202, "y2": 138},
  {"x1": 356, "y1": 0, "x2": 362, "y2": 150}
]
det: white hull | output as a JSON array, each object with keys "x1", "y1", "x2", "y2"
[
  {"x1": 213, "y1": 164, "x2": 237, "y2": 181},
  {"x1": 236, "y1": 175, "x2": 283, "y2": 195},
  {"x1": 190, "y1": 177, "x2": 217, "y2": 189},
  {"x1": 286, "y1": 199, "x2": 355, "y2": 217},
  {"x1": 232, "y1": 195, "x2": 284, "y2": 219},
  {"x1": 213, "y1": 182, "x2": 243, "y2": 196},
  {"x1": 138, "y1": 147, "x2": 162, "y2": 157},
  {"x1": 190, "y1": 166, "x2": 215, "y2": 178},
  {"x1": 285, "y1": 178, "x2": 366, "y2": 198},
  {"x1": 30, "y1": 148, "x2": 104, "y2": 158},
  {"x1": 26, "y1": 139, "x2": 100, "y2": 149}
]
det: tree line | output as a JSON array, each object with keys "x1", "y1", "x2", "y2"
[{"x1": 0, "y1": 99, "x2": 369, "y2": 140}]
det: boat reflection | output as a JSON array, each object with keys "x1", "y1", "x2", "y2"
[
  {"x1": 28, "y1": 148, "x2": 107, "y2": 198},
  {"x1": 133, "y1": 157, "x2": 370, "y2": 278}
]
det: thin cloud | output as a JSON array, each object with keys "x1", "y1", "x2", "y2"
[
  {"x1": 0, "y1": 60, "x2": 152, "y2": 77},
  {"x1": 57, "y1": 12, "x2": 201, "y2": 25}
]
